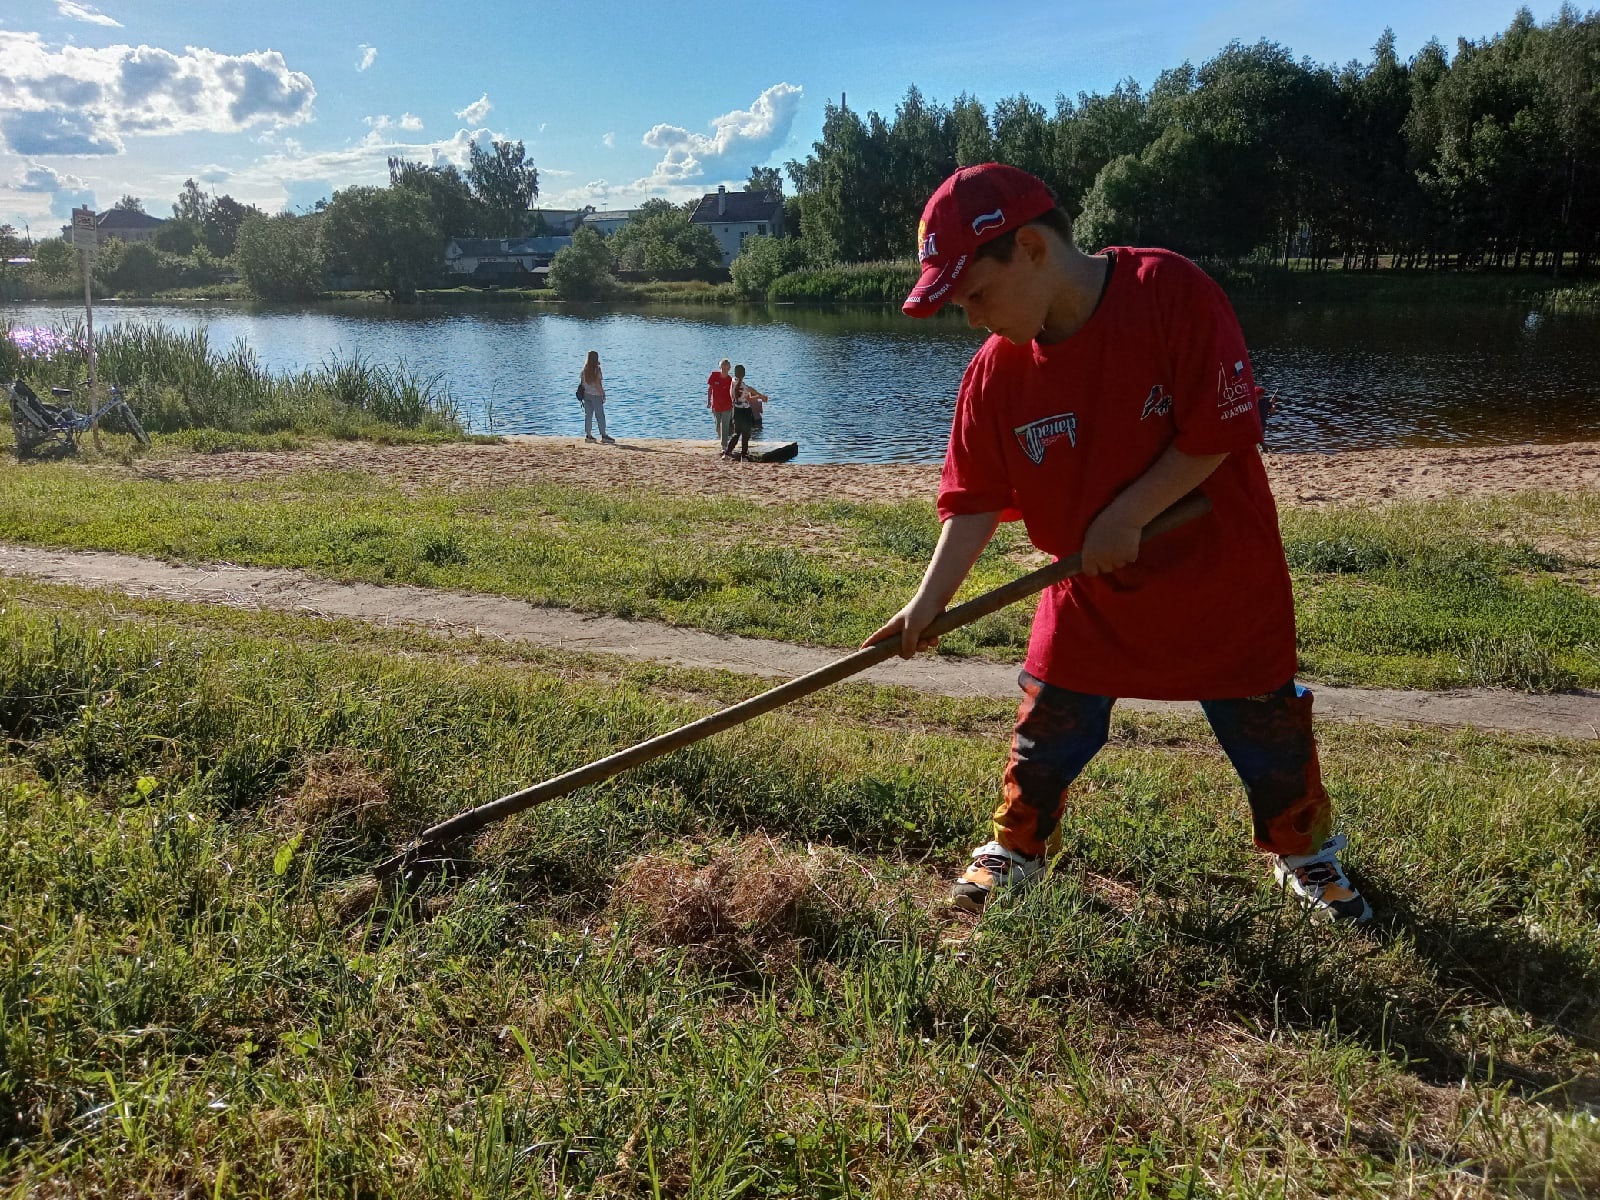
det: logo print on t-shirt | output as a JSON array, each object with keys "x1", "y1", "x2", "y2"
[
  {"x1": 1140, "y1": 385, "x2": 1172, "y2": 420},
  {"x1": 1013, "y1": 412, "x2": 1078, "y2": 465},
  {"x1": 1216, "y1": 360, "x2": 1254, "y2": 420}
]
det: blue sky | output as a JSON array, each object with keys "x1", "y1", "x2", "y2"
[{"x1": 0, "y1": 0, "x2": 1554, "y2": 236}]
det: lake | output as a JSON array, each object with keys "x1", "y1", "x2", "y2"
[{"x1": 6, "y1": 297, "x2": 1598, "y2": 464}]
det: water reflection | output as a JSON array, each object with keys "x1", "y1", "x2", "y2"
[{"x1": 6, "y1": 298, "x2": 1597, "y2": 463}]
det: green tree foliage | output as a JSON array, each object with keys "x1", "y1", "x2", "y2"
[
  {"x1": 730, "y1": 234, "x2": 805, "y2": 298},
  {"x1": 468, "y1": 139, "x2": 539, "y2": 237},
  {"x1": 203, "y1": 196, "x2": 264, "y2": 257},
  {"x1": 780, "y1": 10, "x2": 1600, "y2": 272},
  {"x1": 154, "y1": 219, "x2": 202, "y2": 255},
  {"x1": 33, "y1": 238, "x2": 76, "y2": 278},
  {"x1": 548, "y1": 226, "x2": 615, "y2": 299},
  {"x1": 320, "y1": 186, "x2": 443, "y2": 302},
  {"x1": 389, "y1": 157, "x2": 482, "y2": 238},
  {"x1": 235, "y1": 214, "x2": 324, "y2": 300},
  {"x1": 172, "y1": 178, "x2": 211, "y2": 225},
  {"x1": 112, "y1": 195, "x2": 145, "y2": 213},
  {"x1": 746, "y1": 166, "x2": 783, "y2": 194},
  {"x1": 607, "y1": 199, "x2": 722, "y2": 274}
]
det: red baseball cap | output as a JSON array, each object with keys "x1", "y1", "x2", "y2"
[{"x1": 902, "y1": 163, "x2": 1057, "y2": 317}]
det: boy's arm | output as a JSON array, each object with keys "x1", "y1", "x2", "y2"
[
  {"x1": 1080, "y1": 445, "x2": 1226, "y2": 575},
  {"x1": 865, "y1": 511, "x2": 1003, "y2": 658}
]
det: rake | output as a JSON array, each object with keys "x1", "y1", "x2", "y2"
[{"x1": 373, "y1": 492, "x2": 1211, "y2": 886}]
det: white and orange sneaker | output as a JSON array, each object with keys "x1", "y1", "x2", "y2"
[
  {"x1": 1273, "y1": 834, "x2": 1372, "y2": 923},
  {"x1": 951, "y1": 841, "x2": 1046, "y2": 914}
]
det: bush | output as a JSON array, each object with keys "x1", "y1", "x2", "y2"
[
  {"x1": 767, "y1": 260, "x2": 920, "y2": 304},
  {"x1": 549, "y1": 227, "x2": 616, "y2": 300},
  {"x1": 235, "y1": 214, "x2": 324, "y2": 301},
  {"x1": 730, "y1": 236, "x2": 805, "y2": 299}
]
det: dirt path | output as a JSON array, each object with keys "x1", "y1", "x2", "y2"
[
  {"x1": 133, "y1": 436, "x2": 1600, "y2": 509},
  {"x1": 4, "y1": 543, "x2": 1596, "y2": 741}
]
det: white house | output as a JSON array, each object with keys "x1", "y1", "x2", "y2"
[
  {"x1": 687, "y1": 187, "x2": 784, "y2": 268},
  {"x1": 582, "y1": 209, "x2": 645, "y2": 237}
]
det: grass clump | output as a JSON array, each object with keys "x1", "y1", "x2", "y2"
[
  {"x1": 1, "y1": 319, "x2": 464, "y2": 441},
  {"x1": 768, "y1": 260, "x2": 922, "y2": 304},
  {"x1": 0, "y1": 583, "x2": 1596, "y2": 1195}
]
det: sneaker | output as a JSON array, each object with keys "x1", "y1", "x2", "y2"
[
  {"x1": 951, "y1": 841, "x2": 1046, "y2": 914},
  {"x1": 584, "y1": 435, "x2": 597, "y2": 443},
  {"x1": 1273, "y1": 834, "x2": 1372, "y2": 923},
  {"x1": 601, "y1": 436, "x2": 616, "y2": 444}
]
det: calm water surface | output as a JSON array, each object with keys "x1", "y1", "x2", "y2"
[{"x1": 8, "y1": 298, "x2": 1598, "y2": 463}]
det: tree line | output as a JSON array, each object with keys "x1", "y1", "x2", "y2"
[{"x1": 782, "y1": 7, "x2": 1600, "y2": 274}]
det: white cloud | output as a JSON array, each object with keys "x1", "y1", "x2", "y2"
[
  {"x1": 225, "y1": 124, "x2": 502, "y2": 211},
  {"x1": 602, "y1": 131, "x2": 615, "y2": 149},
  {"x1": 356, "y1": 44, "x2": 377, "y2": 71},
  {"x1": 399, "y1": 112, "x2": 423, "y2": 131},
  {"x1": 638, "y1": 82, "x2": 802, "y2": 187},
  {"x1": 12, "y1": 162, "x2": 85, "y2": 191},
  {"x1": 454, "y1": 93, "x2": 491, "y2": 124},
  {"x1": 56, "y1": 1, "x2": 122, "y2": 27},
  {"x1": 0, "y1": 31, "x2": 316, "y2": 157},
  {"x1": 197, "y1": 163, "x2": 230, "y2": 183}
]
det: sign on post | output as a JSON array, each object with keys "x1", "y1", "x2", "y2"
[
  {"x1": 72, "y1": 207, "x2": 97, "y2": 384},
  {"x1": 71, "y1": 207, "x2": 98, "y2": 254}
]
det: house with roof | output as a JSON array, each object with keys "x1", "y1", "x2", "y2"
[
  {"x1": 60, "y1": 209, "x2": 168, "y2": 245},
  {"x1": 96, "y1": 209, "x2": 167, "y2": 244},
  {"x1": 532, "y1": 209, "x2": 590, "y2": 236},
  {"x1": 443, "y1": 235, "x2": 574, "y2": 285},
  {"x1": 688, "y1": 186, "x2": 784, "y2": 268},
  {"x1": 581, "y1": 208, "x2": 645, "y2": 237}
]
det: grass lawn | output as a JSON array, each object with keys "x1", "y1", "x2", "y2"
[
  {"x1": 1, "y1": 451, "x2": 1598, "y2": 691},
  {"x1": 1, "y1": 583, "x2": 1597, "y2": 1197}
]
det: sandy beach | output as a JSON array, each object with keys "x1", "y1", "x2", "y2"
[{"x1": 136, "y1": 435, "x2": 1600, "y2": 509}]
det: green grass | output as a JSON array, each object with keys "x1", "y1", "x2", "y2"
[
  {"x1": 2, "y1": 454, "x2": 1598, "y2": 692},
  {"x1": 0, "y1": 582, "x2": 1596, "y2": 1196},
  {"x1": 2, "y1": 320, "x2": 464, "y2": 440},
  {"x1": 769, "y1": 261, "x2": 922, "y2": 304}
]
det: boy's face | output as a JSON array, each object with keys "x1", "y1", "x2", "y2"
[{"x1": 948, "y1": 240, "x2": 1052, "y2": 346}]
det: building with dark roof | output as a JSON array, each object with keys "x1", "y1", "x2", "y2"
[
  {"x1": 95, "y1": 209, "x2": 167, "y2": 244},
  {"x1": 443, "y1": 236, "x2": 574, "y2": 283},
  {"x1": 688, "y1": 186, "x2": 784, "y2": 267}
]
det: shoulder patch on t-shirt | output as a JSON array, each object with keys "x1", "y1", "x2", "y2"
[
  {"x1": 1216, "y1": 360, "x2": 1254, "y2": 421},
  {"x1": 1013, "y1": 412, "x2": 1078, "y2": 465}
]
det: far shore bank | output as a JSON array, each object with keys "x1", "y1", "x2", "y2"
[
  {"x1": 9, "y1": 261, "x2": 1600, "y2": 312},
  {"x1": 135, "y1": 433, "x2": 1600, "y2": 510}
]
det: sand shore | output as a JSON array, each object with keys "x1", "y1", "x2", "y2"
[{"x1": 137, "y1": 436, "x2": 1600, "y2": 509}]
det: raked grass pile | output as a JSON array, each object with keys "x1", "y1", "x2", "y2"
[{"x1": 0, "y1": 583, "x2": 1596, "y2": 1196}]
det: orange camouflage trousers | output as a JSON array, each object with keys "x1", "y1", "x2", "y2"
[{"x1": 993, "y1": 671, "x2": 1333, "y2": 860}]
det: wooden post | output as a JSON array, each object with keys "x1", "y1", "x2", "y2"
[{"x1": 71, "y1": 207, "x2": 97, "y2": 386}]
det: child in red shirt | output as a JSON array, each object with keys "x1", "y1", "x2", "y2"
[
  {"x1": 707, "y1": 359, "x2": 734, "y2": 454},
  {"x1": 868, "y1": 164, "x2": 1369, "y2": 922}
]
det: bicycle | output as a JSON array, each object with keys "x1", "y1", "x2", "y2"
[{"x1": 7, "y1": 377, "x2": 150, "y2": 457}]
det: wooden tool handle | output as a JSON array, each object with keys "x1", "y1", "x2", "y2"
[{"x1": 374, "y1": 491, "x2": 1212, "y2": 881}]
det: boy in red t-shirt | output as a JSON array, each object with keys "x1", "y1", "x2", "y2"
[
  {"x1": 868, "y1": 164, "x2": 1370, "y2": 922},
  {"x1": 707, "y1": 359, "x2": 735, "y2": 456}
]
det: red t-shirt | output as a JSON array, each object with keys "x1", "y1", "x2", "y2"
[
  {"x1": 937, "y1": 247, "x2": 1297, "y2": 700},
  {"x1": 707, "y1": 372, "x2": 733, "y2": 412}
]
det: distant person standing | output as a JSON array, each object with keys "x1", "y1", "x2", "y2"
[
  {"x1": 579, "y1": 350, "x2": 614, "y2": 444},
  {"x1": 723, "y1": 363, "x2": 769, "y2": 461},
  {"x1": 707, "y1": 358, "x2": 734, "y2": 452}
]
